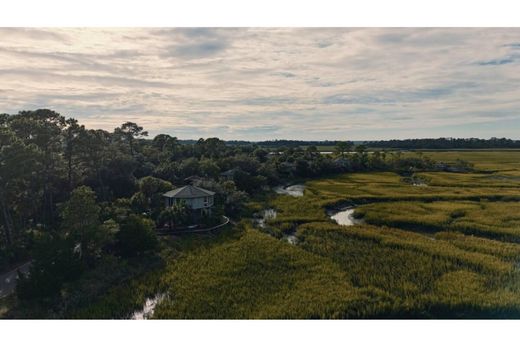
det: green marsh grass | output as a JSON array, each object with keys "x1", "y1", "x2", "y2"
[{"x1": 356, "y1": 200, "x2": 520, "y2": 242}]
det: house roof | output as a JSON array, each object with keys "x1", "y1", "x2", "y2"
[
  {"x1": 184, "y1": 175, "x2": 203, "y2": 182},
  {"x1": 220, "y1": 168, "x2": 238, "y2": 176},
  {"x1": 163, "y1": 185, "x2": 215, "y2": 198}
]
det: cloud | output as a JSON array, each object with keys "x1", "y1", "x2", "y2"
[
  {"x1": 504, "y1": 43, "x2": 520, "y2": 49},
  {"x1": 1, "y1": 28, "x2": 520, "y2": 140},
  {"x1": 477, "y1": 57, "x2": 515, "y2": 65},
  {"x1": 273, "y1": 71, "x2": 296, "y2": 78},
  {"x1": 159, "y1": 28, "x2": 232, "y2": 59},
  {"x1": 166, "y1": 41, "x2": 228, "y2": 59},
  {"x1": 0, "y1": 28, "x2": 69, "y2": 42}
]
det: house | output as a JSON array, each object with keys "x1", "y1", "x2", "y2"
[
  {"x1": 163, "y1": 185, "x2": 215, "y2": 215},
  {"x1": 220, "y1": 168, "x2": 238, "y2": 180},
  {"x1": 184, "y1": 175, "x2": 204, "y2": 186}
]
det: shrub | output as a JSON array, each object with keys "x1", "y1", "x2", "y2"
[
  {"x1": 116, "y1": 215, "x2": 158, "y2": 257},
  {"x1": 16, "y1": 235, "x2": 83, "y2": 303}
]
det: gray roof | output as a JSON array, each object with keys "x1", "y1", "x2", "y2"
[
  {"x1": 163, "y1": 185, "x2": 215, "y2": 198},
  {"x1": 220, "y1": 168, "x2": 238, "y2": 176}
]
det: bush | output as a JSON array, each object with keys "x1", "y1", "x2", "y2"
[
  {"x1": 116, "y1": 215, "x2": 158, "y2": 257},
  {"x1": 16, "y1": 235, "x2": 83, "y2": 303}
]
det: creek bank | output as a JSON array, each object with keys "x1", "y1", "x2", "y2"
[
  {"x1": 131, "y1": 293, "x2": 166, "y2": 320},
  {"x1": 273, "y1": 184, "x2": 305, "y2": 197},
  {"x1": 253, "y1": 208, "x2": 298, "y2": 244},
  {"x1": 253, "y1": 209, "x2": 277, "y2": 228}
]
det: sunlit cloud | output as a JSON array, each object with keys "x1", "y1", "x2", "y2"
[{"x1": 0, "y1": 28, "x2": 519, "y2": 140}]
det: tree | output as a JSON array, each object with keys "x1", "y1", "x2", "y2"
[
  {"x1": 194, "y1": 137, "x2": 227, "y2": 158},
  {"x1": 199, "y1": 158, "x2": 220, "y2": 178},
  {"x1": 16, "y1": 233, "x2": 83, "y2": 303},
  {"x1": 253, "y1": 148, "x2": 269, "y2": 162},
  {"x1": 10, "y1": 110, "x2": 67, "y2": 227},
  {"x1": 61, "y1": 186, "x2": 100, "y2": 233},
  {"x1": 224, "y1": 189, "x2": 249, "y2": 216},
  {"x1": 355, "y1": 144, "x2": 367, "y2": 153},
  {"x1": 179, "y1": 157, "x2": 201, "y2": 178},
  {"x1": 233, "y1": 170, "x2": 266, "y2": 193},
  {"x1": 114, "y1": 122, "x2": 148, "y2": 157},
  {"x1": 334, "y1": 141, "x2": 353, "y2": 157},
  {"x1": 159, "y1": 203, "x2": 188, "y2": 230},
  {"x1": 61, "y1": 186, "x2": 112, "y2": 265},
  {"x1": 295, "y1": 159, "x2": 311, "y2": 177},
  {"x1": 116, "y1": 215, "x2": 158, "y2": 257},
  {"x1": 0, "y1": 128, "x2": 41, "y2": 247},
  {"x1": 63, "y1": 118, "x2": 85, "y2": 189},
  {"x1": 351, "y1": 145, "x2": 369, "y2": 170},
  {"x1": 305, "y1": 145, "x2": 319, "y2": 157},
  {"x1": 77, "y1": 129, "x2": 111, "y2": 200},
  {"x1": 152, "y1": 134, "x2": 179, "y2": 160},
  {"x1": 136, "y1": 176, "x2": 173, "y2": 214}
]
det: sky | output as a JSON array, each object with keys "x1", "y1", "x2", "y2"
[{"x1": 0, "y1": 28, "x2": 519, "y2": 140}]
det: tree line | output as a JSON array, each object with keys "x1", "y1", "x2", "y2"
[{"x1": 366, "y1": 137, "x2": 520, "y2": 149}]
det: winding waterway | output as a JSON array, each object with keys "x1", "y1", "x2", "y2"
[
  {"x1": 274, "y1": 184, "x2": 305, "y2": 197},
  {"x1": 329, "y1": 208, "x2": 363, "y2": 226},
  {"x1": 131, "y1": 293, "x2": 165, "y2": 320}
]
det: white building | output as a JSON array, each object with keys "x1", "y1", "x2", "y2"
[{"x1": 163, "y1": 185, "x2": 215, "y2": 215}]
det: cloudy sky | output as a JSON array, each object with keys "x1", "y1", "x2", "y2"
[{"x1": 1, "y1": 28, "x2": 519, "y2": 140}]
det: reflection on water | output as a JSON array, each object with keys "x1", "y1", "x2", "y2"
[
  {"x1": 131, "y1": 293, "x2": 165, "y2": 320},
  {"x1": 330, "y1": 208, "x2": 363, "y2": 226},
  {"x1": 412, "y1": 183, "x2": 428, "y2": 187},
  {"x1": 274, "y1": 185, "x2": 305, "y2": 197},
  {"x1": 285, "y1": 235, "x2": 298, "y2": 245},
  {"x1": 254, "y1": 209, "x2": 298, "y2": 244},
  {"x1": 255, "y1": 209, "x2": 277, "y2": 228}
]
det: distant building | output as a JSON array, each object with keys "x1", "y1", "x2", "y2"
[
  {"x1": 184, "y1": 175, "x2": 204, "y2": 186},
  {"x1": 163, "y1": 185, "x2": 215, "y2": 215},
  {"x1": 220, "y1": 168, "x2": 238, "y2": 180}
]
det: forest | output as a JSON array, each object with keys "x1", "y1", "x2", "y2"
[{"x1": 366, "y1": 137, "x2": 520, "y2": 149}]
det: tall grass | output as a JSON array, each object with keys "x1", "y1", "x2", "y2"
[
  {"x1": 295, "y1": 222, "x2": 520, "y2": 318},
  {"x1": 356, "y1": 200, "x2": 520, "y2": 242},
  {"x1": 153, "y1": 228, "x2": 393, "y2": 319}
]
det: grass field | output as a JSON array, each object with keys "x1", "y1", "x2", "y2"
[{"x1": 355, "y1": 200, "x2": 520, "y2": 242}]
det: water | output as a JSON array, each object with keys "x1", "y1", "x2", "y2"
[
  {"x1": 285, "y1": 234, "x2": 298, "y2": 245},
  {"x1": 407, "y1": 176, "x2": 428, "y2": 186},
  {"x1": 253, "y1": 209, "x2": 297, "y2": 244},
  {"x1": 274, "y1": 184, "x2": 305, "y2": 197},
  {"x1": 330, "y1": 208, "x2": 363, "y2": 226},
  {"x1": 254, "y1": 209, "x2": 277, "y2": 228},
  {"x1": 131, "y1": 293, "x2": 165, "y2": 320}
]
